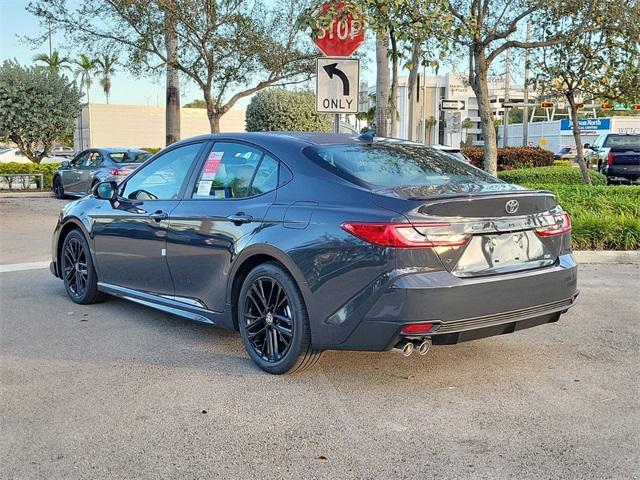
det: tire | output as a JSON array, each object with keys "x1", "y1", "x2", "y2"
[
  {"x1": 53, "y1": 176, "x2": 66, "y2": 199},
  {"x1": 238, "y1": 262, "x2": 323, "y2": 374},
  {"x1": 60, "y1": 230, "x2": 106, "y2": 305}
]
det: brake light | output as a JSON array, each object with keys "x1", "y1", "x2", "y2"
[
  {"x1": 607, "y1": 152, "x2": 614, "y2": 165},
  {"x1": 341, "y1": 222, "x2": 470, "y2": 248},
  {"x1": 109, "y1": 169, "x2": 127, "y2": 176},
  {"x1": 401, "y1": 323, "x2": 434, "y2": 335},
  {"x1": 535, "y1": 212, "x2": 571, "y2": 237}
]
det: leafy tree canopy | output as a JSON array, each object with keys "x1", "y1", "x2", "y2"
[{"x1": 0, "y1": 61, "x2": 81, "y2": 163}]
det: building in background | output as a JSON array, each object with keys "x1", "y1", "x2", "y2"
[
  {"x1": 74, "y1": 104, "x2": 246, "y2": 151},
  {"x1": 497, "y1": 117, "x2": 640, "y2": 154},
  {"x1": 366, "y1": 72, "x2": 531, "y2": 146}
]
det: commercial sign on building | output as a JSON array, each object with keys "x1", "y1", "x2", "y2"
[{"x1": 560, "y1": 118, "x2": 611, "y2": 132}]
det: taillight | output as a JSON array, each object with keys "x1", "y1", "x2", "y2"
[
  {"x1": 607, "y1": 152, "x2": 614, "y2": 165},
  {"x1": 109, "y1": 169, "x2": 127, "y2": 176},
  {"x1": 341, "y1": 222, "x2": 470, "y2": 248},
  {"x1": 401, "y1": 323, "x2": 434, "y2": 335},
  {"x1": 536, "y1": 212, "x2": 571, "y2": 237}
]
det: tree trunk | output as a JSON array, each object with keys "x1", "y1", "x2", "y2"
[
  {"x1": 375, "y1": 31, "x2": 389, "y2": 137},
  {"x1": 407, "y1": 44, "x2": 421, "y2": 142},
  {"x1": 389, "y1": 28, "x2": 399, "y2": 138},
  {"x1": 567, "y1": 93, "x2": 592, "y2": 185},
  {"x1": 204, "y1": 91, "x2": 221, "y2": 133},
  {"x1": 164, "y1": 11, "x2": 181, "y2": 146},
  {"x1": 470, "y1": 49, "x2": 498, "y2": 175}
]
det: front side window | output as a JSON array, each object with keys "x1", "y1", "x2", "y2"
[
  {"x1": 192, "y1": 142, "x2": 278, "y2": 199},
  {"x1": 122, "y1": 143, "x2": 202, "y2": 200},
  {"x1": 72, "y1": 151, "x2": 89, "y2": 167},
  {"x1": 304, "y1": 142, "x2": 503, "y2": 188}
]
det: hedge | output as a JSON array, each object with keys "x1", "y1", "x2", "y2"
[
  {"x1": 0, "y1": 162, "x2": 61, "y2": 189},
  {"x1": 498, "y1": 166, "x2": 606, "y2": 186},
  {"x1": 246, "y1": 88, "x2": 333, "y2": 132},
  {"x1": 463, "y1": 146, "x2": 555, "y2": 171},
  {"x1": 520, "y1": 184, "x2": 640, "y2": 250}
]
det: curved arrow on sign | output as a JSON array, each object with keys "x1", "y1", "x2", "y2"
[{"x1": 323, "y1": 63, "x2": 350, "y2": 96}]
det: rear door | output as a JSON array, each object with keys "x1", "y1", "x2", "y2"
[
  {"x1": 92, "y1": 141, "x2": 207, "y2": 295},
  {"x1": 166, "y1": 141, "x2": 281, "y2": 312},
  {"x1": 78, "y1": 150, "x2": 104, "y2": 193}
]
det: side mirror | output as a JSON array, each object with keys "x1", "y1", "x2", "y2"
[
  {"x1": 61, "y1": 160, "x2": 70, "y2": 168},
  {"x1": 583, "y1": 144, "x2": 591, "y2": 149},
  {"x1": 93, "y1": 181, "x2": 118, "y2": 201}
]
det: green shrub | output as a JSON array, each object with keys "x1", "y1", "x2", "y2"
[
  {"x1": 552, "y1": 160, "x2": 572, "y2": 167},
  {"x1": 499, "y1": 166, "x2": 606, "y2": 186},
  {"x1": 521, "y1": 184, "x2": 640, "y2": 250},
  {"x1": 462, "y1": 146, "x2": 555, "y2": 171},
  {"x1": 0, "y1": 162, "x2": 61, "y2": 189},
  {"x1": 246, "y1": 88, "x2": 333, "y2": 132}
]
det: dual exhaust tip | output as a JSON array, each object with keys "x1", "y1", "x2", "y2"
[{"x1": 394, "y1": 338, "x2": 431, "y2": 357}]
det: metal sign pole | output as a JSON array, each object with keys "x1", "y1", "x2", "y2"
[{"x1": 334, "y1": 113, "x2": 340, "y2": 133}]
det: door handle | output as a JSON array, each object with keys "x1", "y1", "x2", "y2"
[
  {"x1": 149, "y1": 210, "x2": 169, "y2": 222},
  {"x1": 227, "y1": 213, "x2": 253, "y2": 225}
]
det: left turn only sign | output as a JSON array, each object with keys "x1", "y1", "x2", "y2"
[{"x1": 316, "y1": 58, "x2": 359, "y2": 114}]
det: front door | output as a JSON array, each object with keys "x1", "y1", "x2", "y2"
[
  {"x1": 92, "y1": 142, "x2": 207, "y2": 295},
  {"x1": 60, "y1": 151, "x2": 89, "y2": 194},
  {"x1": 167, "y1": 141, "x2": 282, "y2": 312}
]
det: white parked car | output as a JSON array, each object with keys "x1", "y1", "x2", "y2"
[{"x1": 0, "y1": 148, "x2": 68, "y2": 164}]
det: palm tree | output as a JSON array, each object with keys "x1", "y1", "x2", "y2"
[
  {"x1": 73, "y1": 54, "x2": 98, "y2": 104},
  {"x1": 33, "y1": 50, "x2": 71, "y2": 76},
  {"x1": 96, "y1": 54, "x2": 118, "y2": 104}
]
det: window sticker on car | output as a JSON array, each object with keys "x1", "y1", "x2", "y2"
[
  {"x1": 202, "y1": 151, "x2": 224, "y2": 180},
  {"x1": 196, "y1": 180, "x2": 213, "y2": 196}
]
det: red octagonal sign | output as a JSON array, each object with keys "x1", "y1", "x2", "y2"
[{"x1": 312, "y1": 2, "x2": 365, "y2": 57}]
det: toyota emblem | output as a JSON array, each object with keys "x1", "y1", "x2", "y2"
[{"x1": 505, "y1": 199, "x2": 519, "y2": 214}]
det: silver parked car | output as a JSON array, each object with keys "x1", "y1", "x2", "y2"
[{"x1": 52, "y1": 148, "x2": 151, "y2": 198}]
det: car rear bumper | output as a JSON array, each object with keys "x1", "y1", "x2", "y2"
[
  {"x1": 317, "y1": 254, "x2": 578, "y2": 351},
  {"x1": 603, "y1": 165, "x2": 640, "y2": 182}
]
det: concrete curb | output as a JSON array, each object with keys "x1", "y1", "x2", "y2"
[
  {"x1": 574, "y1": 250, "x2": 640, "y2": 264},
  {"x1": 0, "y1": 191, "x2": 54, "y2": 198}
]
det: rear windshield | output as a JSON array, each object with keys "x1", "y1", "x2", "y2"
[
  {"x1": 604, "y1": 135, "x2": 640, "y2": 149},
  {"x1": 304, "y1": 142, "x2": 502, "y2": 188},
  {"x1": 109, "y1": 151, "x2": 151, "y2": 163}
]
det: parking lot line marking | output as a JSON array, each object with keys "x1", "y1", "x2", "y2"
[{"x1": 0, "y1": 261, "x2": 50, "y2": 273}]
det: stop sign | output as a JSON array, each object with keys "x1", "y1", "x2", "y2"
[{"x1": 312, "y1": 2, "x2": 365, "y2": 57}]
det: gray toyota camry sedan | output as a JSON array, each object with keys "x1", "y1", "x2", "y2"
[
  {"x1": 50, "y1": 133, "x2": 578, "y2": 374},
  {"x1": 52, "y1": 148, "x2": 151, "y2": 198}
]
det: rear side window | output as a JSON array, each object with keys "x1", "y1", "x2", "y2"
[
  {"x1": 192, "y1": 142, "x2": 279, "y2": 199},
  {"x1": 110, "y1": 151, "x2": 151, "y2": 163},
  {"x1": 304, "y1": 142, "x2": 502, "y2": 188},
  {"x1": 603, "y1": 135, "x2": 640, "y2": 149}
]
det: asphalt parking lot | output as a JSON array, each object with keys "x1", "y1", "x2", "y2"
[{"x1": 1, "y1": 196, "x2": 639, "y2": 479}]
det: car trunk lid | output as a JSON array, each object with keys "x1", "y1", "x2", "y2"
[{"x1": 373, "y1": 186, "x2": 568, "y2": 277}]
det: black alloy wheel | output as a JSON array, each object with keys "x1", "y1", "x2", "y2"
[
  {"x1": 244, "y1": 276, "x2": 294, "y2": 362},
  {"x1": 61, "y1": 230, "x2": 105, "y2": 304},
  {"x1": 238, "y1": 263, "x2": 322, "y2": 374},
  {"x1": 53, "y1": 176, "x2": 65, "y2": 199},
  {"x1": 63, "y1": 236, "x2": 88, "y2": 297}
]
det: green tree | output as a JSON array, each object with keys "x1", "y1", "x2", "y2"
[
  {"x1": 0, "y1": 61, "x2": 81, "y2": 163},
  {"x1": 33, "y1": 50, "x2": 71, "y2": 76},
  {"x1": 184, "y1": 99, "x2": 206, "y2": 108},
  {"x1": 245, "y1": 89, "x2": 332, "y2": 132},
  {"x1": 31, "y1": 0, "x2": 317, "y2": 133},
  {"x1": 96, "y1": 54, "x2": 118, "y2": 104},
  {"x1": 73, "y1": 54, "x2": 97, "y2": 103},
  {"x1": 444, "y1": 0, "x2": 601, "y2": 175},
  {"x1": 535, "y1": 0, "x2": 639, "y2": 184}
]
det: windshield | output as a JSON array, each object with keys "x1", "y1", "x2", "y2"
[
  {"x1": 304, "y1": 142, "x2": 502, "y2": 188},
  {"x1": 604, "y1": 135, "x2": 640, "y2": 149},
  {"x1": 109, "y1": 151, "x2": 151, "y2": 163}
]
